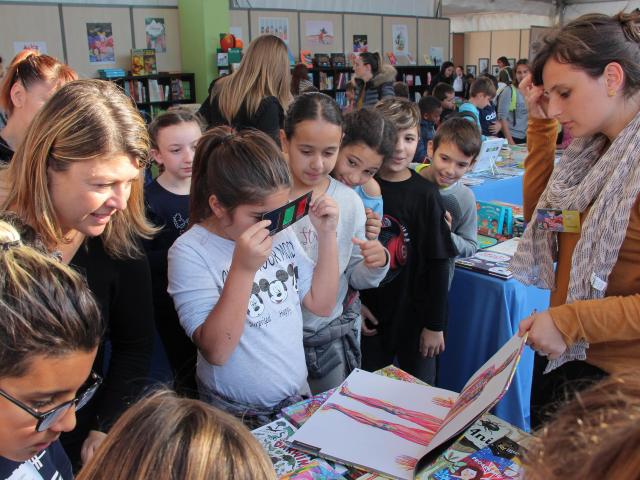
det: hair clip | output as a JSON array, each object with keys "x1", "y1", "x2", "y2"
[{"x1": 0, "y1": 240, "x2": 21, "y2": 251}]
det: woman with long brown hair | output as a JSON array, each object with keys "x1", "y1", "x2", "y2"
[
  {"x1": 0, "y1": 50, "x2": 77, "y2": 162},
  {"x1": 198, "y1": 35, "x2": 292, "y2": 144},
  {"x1": 0, "y1": 79, "x2": 156, "y2": 468}
]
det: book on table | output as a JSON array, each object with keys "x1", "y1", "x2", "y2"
[{"x1": 288, "y1": 334, "x2": 527, "y2": 480}]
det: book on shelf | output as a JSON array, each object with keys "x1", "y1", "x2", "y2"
[
  {"x1": 289, "y1": 334, "x2": 527, "y2": 479},
  {"x1": 131, "y1": 48, "x2": 157, "y2": 76},
  {"x1": 300, "y1": 50, "x2": 313, "y2": 68},
  {"x1": 314, "y1": 53, "x2": 331, "y2": 67},
  {"x1": 331, "y1": 53, "x2": 346, "y2": 67}
]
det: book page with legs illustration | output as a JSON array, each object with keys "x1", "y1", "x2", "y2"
[{"x1": 289, "y1": 333, "x2": 527, "y2": 480}]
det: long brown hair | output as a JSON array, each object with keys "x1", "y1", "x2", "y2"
[
  {"x1": 532, "y1": 11, "x2": 640, "y2": 97},
  {"x1": 189, "y1": 127, "x2": 291, "y2": 225},
  {"x1": 0, "y1": 50, "x2": 77, "y2": 114},
  {"x1": 523, "y1": 371, "x2": 640, "y2": 479},
  {"x1": 212, "y1": 35, "x2": 292, "y2": 122},
  {"x1": 76, "y1": 390, "x2": 277, "y2": 480},
  {"x1": 0, "y1": 79, "x2": 156, "y2": 259},
  {"x1": 0, "y1": 214, "x2": 103, "y2": 379}
]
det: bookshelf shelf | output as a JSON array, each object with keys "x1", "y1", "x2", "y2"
[{"x1": 106, "y1": 73, "x2": 196, "y2": 121}]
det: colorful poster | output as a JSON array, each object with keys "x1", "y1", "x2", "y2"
[
  {"x1": 86, "y1": 23, "x2": 115, "y2": 64},
  {"x1": 145, "y1": 17, "x2": 166, "y2": 52},
  {"x1": 258, "y1": 17, "x2": 289, "y2": 44},
  {"x1": 305, "y1": 20, "x2": 334, "y2": 45},
  {"x1": 13, "y1": 41, "x2": 47, "y2": 55},
  {"x1": 353, "y1": 34, "x2": 368, "y2": 53},
  {"x1": 392, "y1": 24, "x2": 409, "y2": 56}
]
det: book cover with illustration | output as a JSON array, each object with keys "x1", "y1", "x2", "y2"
[
  {"x1": 251, "y1": 418, "x2": 314, "y2": 477},
  {"x1": 429, "y1": 437, "x2": 523, "y2": 480},
  {"x1": 455, "y1": 250, "x2": 513, "y2": 280},
  {"x1": 476, "y1": 201, "x2": 513, "y2": 239},
  {"x1": 289, "y1": 334, "x2": 527, "y2": 480}
]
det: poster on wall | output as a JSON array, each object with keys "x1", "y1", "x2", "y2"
[
  {"x1": 392, "y1": 24, "x2": 409, "y2": 56},
  {"x1": 86, "y1": 23, "x2": 115, "y2": 64},
  {"x1": 429, "y1": 46, "x2": 444, "y2": 66},
  {"x1": 353, "y1": 34, "x2": 368, "y2": 52},
  {"x1": 13, "y1": 41, "x2": 47, "y2": 55},
  {"x1": 305, "y1": 20, "x2": 334, "y2": 45},
  {"x1": 145, "y1": 17, "x2": 166, "y2": 52},
  {"x1": 259, "y1": 17, "x2": 289, "y2": 44}
]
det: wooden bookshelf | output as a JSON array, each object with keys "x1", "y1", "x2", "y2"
[
  {"x1": 108, "y1": 73, "x2": 196, "y2": 121},
  {"x1": 308, "y1": 65, "x2": 440, "y2": 105}
]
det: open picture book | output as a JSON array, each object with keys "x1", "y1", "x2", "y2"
[{"x1": 289, "y1": 333, "x2": 527, "y2": 480}]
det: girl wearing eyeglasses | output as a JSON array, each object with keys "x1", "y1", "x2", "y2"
[{"x1": 0, "y1": 216, "x2": 104, "y2": 477}]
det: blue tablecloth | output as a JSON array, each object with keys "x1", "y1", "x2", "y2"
[{"x1": 439, "y1": 174, "x2": 549, "y2": 431}]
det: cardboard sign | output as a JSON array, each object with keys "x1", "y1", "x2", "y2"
[{"x1": 262, "y1": 191, "x2": 312, "y2": 236}]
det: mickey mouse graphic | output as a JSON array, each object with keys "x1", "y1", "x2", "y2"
[
  {"x1": 259, "y1": 270, "x2": 290, "y2": 304},
  {"x1": 247, "y1": 283, "x2": 265, "y2": 317}
]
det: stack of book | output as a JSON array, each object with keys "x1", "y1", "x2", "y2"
[{"x1": 98, "y1": 68, "x2": 126, "y2": 79}]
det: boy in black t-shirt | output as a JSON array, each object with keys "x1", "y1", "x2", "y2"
[{"x1": 361, "y1": 97, "x2": 457, "y2": 385}]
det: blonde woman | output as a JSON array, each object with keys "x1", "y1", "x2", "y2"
[
  {"x1": 0, "y1": 215, "x2": 103, "y2": 476},
  {"x1": 77, "y1": 390, "x2": 277, "y2": 480},
  {"x1": 0, "y1": 50, "x2": 77, "y2": 163},
  {"x1": 199, "y1": 35, "x2": 292, "y2": 145},
  {"x1": 0, "y1": 79, "x2": 156, "y2": 468}
]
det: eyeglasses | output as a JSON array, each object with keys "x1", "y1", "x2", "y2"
[{"x1": 0, "y1": 372, "x2": 102, "y2": 432}]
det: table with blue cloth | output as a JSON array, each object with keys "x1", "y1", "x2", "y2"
[{"x1": 439, "y1": 174, "x2": 549, "y2": 431}]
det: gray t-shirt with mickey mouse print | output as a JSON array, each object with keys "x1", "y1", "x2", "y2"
[{"x1": 168, "y1": 224, "x2": 314, "y2": 407}]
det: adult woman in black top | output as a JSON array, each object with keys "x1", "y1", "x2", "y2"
[
  {"x1": 0, "y1": 80, "x2": 155, "y2": 469},
  {"x1": 430, "y1": 61, "x2": 454, "y2": 92},
  {"x1": 198, "y1": 35, "x2": 292, "y2": 145},
  {"x1": 0, "y1": 50, "x2": 76, "y2": 163}
]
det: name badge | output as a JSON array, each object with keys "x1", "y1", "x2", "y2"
[{"x1": 534, "y1": 208, "x2": 581, "y2": 233}]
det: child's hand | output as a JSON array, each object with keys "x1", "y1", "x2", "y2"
[
  {"x1": 309, "y1": 194, "x2": 339, "y2": 234},
  {"x1": 361, "y1": 304, "x2": 379, "y2": 336},
  {"x1": 519, "y1": 310, "x2": 568, "y2": 359},
  {"x1": 232, "y1": 220, "x2": 272, "y2": 273},
  {"x1": 489, "y1": 122, "x2": 502, "y2": 135},
  {"x1": 365, "y1": 208, "x2": 382, "y2": 240},
  {"x1": 420, "y1": 328, "x2": 445, "y2": 358},
  {"x1": 352, "y1": 238, "x2": 388, "y2": 268},
  {"x1": 444, "y1": 211, "x2": 452, "y2": 230}
]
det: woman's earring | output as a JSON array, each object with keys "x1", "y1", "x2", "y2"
[{"x1": 608, "y1": 89, "x2": 617, "y2": 97}]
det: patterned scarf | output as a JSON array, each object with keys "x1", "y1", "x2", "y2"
[{"x1": 510, "y1": 110, "x2": 640, "y2": 372}]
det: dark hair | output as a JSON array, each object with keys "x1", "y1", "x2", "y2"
[
  {"x1": 439, "y1": 61, "x2": 455, "y2": 76},
  {"x1": 433, "y1": 82, "x2": 454, "y2": 101},
  {"x1": 189, "y1": 127, "x2": 291, "y2": 224},
  {"x1": 433, "y1": 116, "x2": 482, "y2": 164},
  {"x1": 482, "y1": 73, "x2": 499, "y2": 89},
  {"x1": 359, "y1": 52, "x2": 382, "y2": 75},
  {"x1": 498, "y1": 67, "x2": 514, "y2": 85},
  {"x1": 531, "y1": 11, "x2": 640, "y2": 97},
  {"x1": 290, "y1": 63, "x2": 310, "y2": 96},
  {"x1": 418, "y1": 95, "x2": 443, "y2": 116},
  {"x1": 393, "y1": 81, "x2": 410, "y2": 98},
  {"x1": 148, "y1": 109, "x2": 204, "y2": 150},
  {"x1": 342, "y1": 108, "x2": 397, "y2": 164},
  {"x1": 284, "y1": 92, "x2": 343, "y2": 139},
  {"x1": 497, "y1": 56, "x2": 510, "y2": 66},
  {"x1": 0, "y1": 214, "x2": 103, "y2": 378},
  {"x1": 470, "y1": 76, "x2": 497, "y2": 97},
  {"x1": 516, "y1": 58, "x2": 529, "y2": 67}
]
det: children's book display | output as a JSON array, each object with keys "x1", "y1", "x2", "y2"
[
  {"x1": 252, "y1": 418, "x2": 315, "y2": 476},
  {"x1": 473, "y1": 139, "x2": 506, "y2": 174},
  {"x1": 288, "y1": 334, "x2": 527, "y2": 480},
  {"x1": 476, "y1": 201, "x2": 513, "y2": 239}
]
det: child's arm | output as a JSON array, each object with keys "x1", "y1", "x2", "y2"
[
  {"x1": 449, "y1": 187, "x2": 478, "y2": 258},
  {"x1": 302, "y1": 195, "x2": 340, "y2": 317},
  {"x1": 363, "y1": 178, "x2": 384, "y2": 240},
  {"x1": 192, "y1": 221, "x2": 272, "y2": 365}
]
